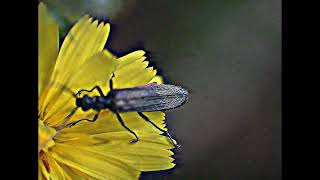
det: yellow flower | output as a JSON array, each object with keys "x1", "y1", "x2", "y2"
[{"x1": 38, "y1": 3, "x2": 175, "y2": 180}]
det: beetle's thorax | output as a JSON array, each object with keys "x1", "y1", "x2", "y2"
[{"x1": 77, "y1": 95, "x2": 112, "y2": 111}]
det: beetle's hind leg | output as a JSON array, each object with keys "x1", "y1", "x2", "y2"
[
  {"x1": 67, "y1": 111, "x2": 100, "y2": 127},
  {"x1": 116, "y1": 112, "x2": 139, "y2": 143},
  {"x1": 138, "y1": 112, "x2": 180, "y2": 148}
]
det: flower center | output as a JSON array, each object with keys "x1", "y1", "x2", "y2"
[{"x1": 39, "y1": 120, "x2": 56, "y2": 152}]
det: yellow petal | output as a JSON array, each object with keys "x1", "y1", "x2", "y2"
[
  {"x1": 116, "y1": 50, "x2": 146, "y2": 69},
  {"x1": 68, "y1": 50, "x2": 116, "y2": 92},
  {"x1": 150, "y1": 75, "x2": 164, "y2": 84},
  {"x1": 38, "y1": 84, "x2": 75, "y2": 127},
  {"x1": 38, "y1": 2, "x2": 59, "y2": 97},
  {"x1": 58, "y1": 163, "x2": 97, "y2": 180},
  {"x1": 113, "y1": 50, "x2": 157, "y2": 89},
  {"x1": 55, "y1": 132, "x2": 105, "y2": 147},
  {"x1": 82, "y1": 132, "x2": 175, "y2": 171},
  {"x1": 51, "y1": 143, "x2": 141, "y2": 180},
  {"x1": 46, "y1": 153, "x2": 66, "y2": 179},
  {"x1": 39, "y1": 157, "x2": 50, "y2": 180},
  {"x1": 56, "y1": 131, "x2": 175, "y2": 171},
  {"x1": 56, "y1": 129, "x2": 175, "y2": 172},
  {"x1": 38, "y1": 165, "x2": 42, "y2": 180},
  {"x1": 51, "y1": 16, "x2": 111, "y2": 86}
]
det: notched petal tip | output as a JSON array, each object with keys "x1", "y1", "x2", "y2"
[
  {"x1": 87, "y1": 17, "x2": 94, "y2": 25},
  {"x1": 136, "y1": 50, "x2": 146, "y2": 56},
  {"x1": 92, "y1": 20, "x2": 99, "y2": 27},
  {"x1": 82, "y1": 15, "x2": 91, "y2": 21},
  {"x1": 104, "y1": 23, "x2": 111, "y2": 30},
  {"x1": 117, "y1": 50, "x2": 146, "y2": 62}
]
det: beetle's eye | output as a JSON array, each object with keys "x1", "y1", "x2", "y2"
[{"x1": 76, "y1": 98, "x2": 82, "y2": 106}]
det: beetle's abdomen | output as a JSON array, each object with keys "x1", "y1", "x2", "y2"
[{"x1": 110, "y1": 84, "x2": 188, "y2": 112}]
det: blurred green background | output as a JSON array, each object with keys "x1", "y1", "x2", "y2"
[{"x1": 43, "y1": 0, "x2": 281, "y2": 179}]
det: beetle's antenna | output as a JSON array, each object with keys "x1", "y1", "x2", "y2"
[
  {"x1": 40, "y1": 80, "x2": 78, "y2": 122},
  {"x1": 50, "y1": 81, "x2": 77, "y2": 98}
]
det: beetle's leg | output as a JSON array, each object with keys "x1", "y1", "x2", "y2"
[
  {"x1": 138, "y1": 112, "x2": 180, "y2": 148},
  {"x1": 76, "y1": 86, "x2": 104, "y2": 97},
  {"x1": 109, "y1": 72, "x2": 115, "y2": 90},
  {"x1": 116, "y1": 112, "x2": 139, "y2": 143},
  {"x1": 56, "y1": 107, "x2": 79, "y2": 131},
  {"x1": 67, "y1": 111, "x2": 100, "y2": 127}
]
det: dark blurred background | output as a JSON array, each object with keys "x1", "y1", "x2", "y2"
[{"x1": 44, "y1": 0, "x2": 281, "y2": 179}]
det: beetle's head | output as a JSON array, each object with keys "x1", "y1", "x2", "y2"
[{"x1": 76, "y1": 95, "x2": 91, "y2": 111}]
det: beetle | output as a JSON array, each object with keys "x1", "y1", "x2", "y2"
[{"x1": 62, "y1": 74, "x2": 188, "y2": 147}]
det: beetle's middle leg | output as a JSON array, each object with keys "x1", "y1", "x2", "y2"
[
  {"x1": 67, "y1": 111, "x2": 100, "y2": 127},
  {"x1": 116, "y1": 112, "x2": 139, "y2": 143}
]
